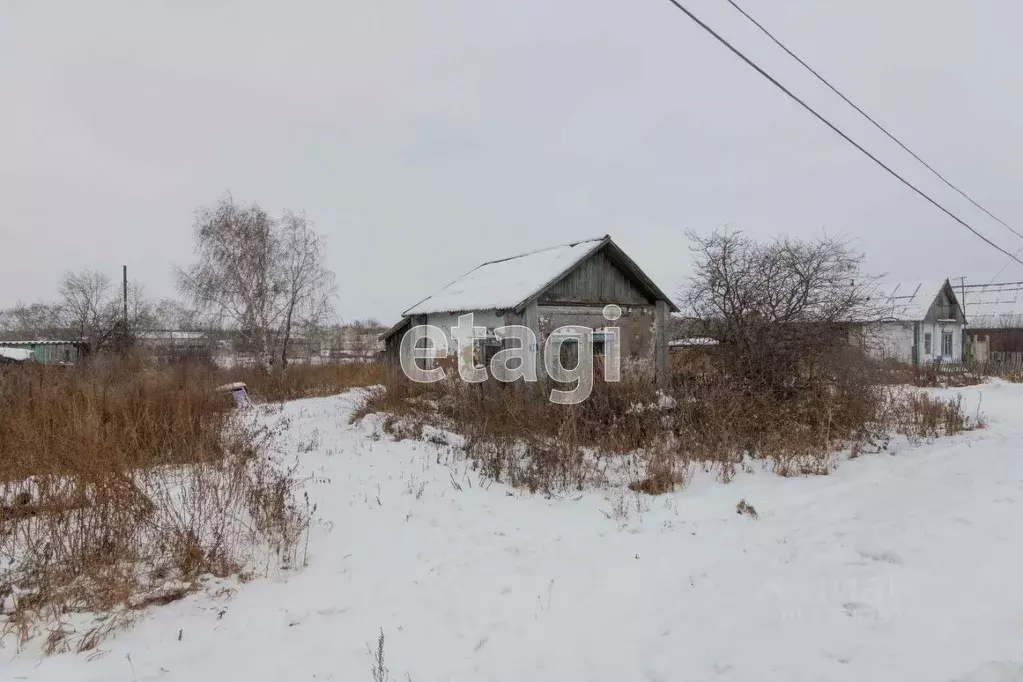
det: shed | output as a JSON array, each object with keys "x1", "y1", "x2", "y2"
[
  {"x1": 380, "y1": 235, "x2": 679, "y2": 384},
  {"x1": 0, "y1": 340, "x2": 89, "y2": 365}
]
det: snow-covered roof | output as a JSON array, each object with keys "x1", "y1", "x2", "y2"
[
  {"x1": 959, "y1": 282, "x2": 1023, "y2": 328},
  {"x1": 0, "y1": 347, "x2": 33, "y2": 362},
  {"x1": 876, "y1": 280, "x2": 950, "y2": 322},
  {"x1": 0, "y1": 339, "x2": 86, "y2": 345},
  {"x1": 403, "y1": 238, "x2": 606, "y2": 316}
]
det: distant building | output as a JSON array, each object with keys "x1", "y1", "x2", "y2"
[
  {"x1": 318, "y1": 325, "x2": 385, "y2": 360},
  {"x1": 136, "y1": 330, "x2": 211, "y2": 362},
  {"x1": 852, "y1": 280, "x2": 965, "y2": 365},
  {"x1": 958, "y1": 282, "x2": 1023, "y2": 369},
  {"x1": 0, "y1": 339, "x2": 89, "y2": 365},
  {"x1": 380, "y1": 235, "x2": 679, "y2": 384}
]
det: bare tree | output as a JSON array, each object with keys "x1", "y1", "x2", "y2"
[
  {"x1": 0, "y1": 272, "x2": 154, "y2": 353},
  {"x1": 0, "y1": 301, "x2": 64, "y2": 339},
  {"x1": 56, "y1": 269, "x2": 136, "y2": 351},
  {"x1": 175, "y1": 195, "x2": 336, "y2": 370},
  {"x1": 278, "y1": 211, "x2": 335, "y2": 367},
  {"x1": 681, "y1": 229, "x2": 882, "y2": 395},
  {"x1": 150, "y1": 298, "x2": 204, "y2": 332},
  {"x1": 125, "y1": 282, "x2": 157, "y2": 334}
]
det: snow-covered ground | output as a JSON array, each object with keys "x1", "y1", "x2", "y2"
[{"x1": 7, "y1": 382, "x2": 1023, "y2": 682}]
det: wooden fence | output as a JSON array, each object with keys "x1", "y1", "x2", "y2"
[{"x1": 967, "y1": 351, "x2": 1023, "y2": 377}]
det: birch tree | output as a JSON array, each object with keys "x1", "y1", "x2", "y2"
[
  {"x1": 278, "y1": 211, "x2": 335, "y2": 367},
  {"x1": 175, "y1": 195, "x2": 336, "y2": 370}
]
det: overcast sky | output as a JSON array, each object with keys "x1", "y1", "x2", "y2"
[{"x1": 3, "y1": 0, "x2": 1022, "y2": 322}]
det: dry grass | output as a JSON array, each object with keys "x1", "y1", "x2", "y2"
[
  {"x1": 222, "y1": 361, "x2": 384, "y2": 402},
  {"x1": 873, "y1": 388, "x2": 981, "y2": 439},
  {"x1": 875, "y1": 360, "x2": 985, "y2": 388},
  {"x1": 354, "y1": 359, "x2": 981, "y2": 495},
  {"x1": 0, "y1": 357, "x2": 309, "y2": 652}
]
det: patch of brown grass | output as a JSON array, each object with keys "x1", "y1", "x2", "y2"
[
  {"x1": 0, "y1": 357, "x2": 307, "y2": 652},
  {"x1": 354, "y1": 361, "x2": 979, "y2": 495},
  {"x1": 224, "y1": 361, "x2": 384, "y2": 402},
  {"x1": 875, "y1": 360, "x2": 984, "y2": 388}
]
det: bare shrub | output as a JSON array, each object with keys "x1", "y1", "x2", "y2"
[
  {"x1": 628, "y1": 447, "x2": 691, "y2": 495},
  {"x1": 683, "y1": 229, "x2": 883, "y2": 396},
  {"x1": 357, "y1": 366, "x2": 977, "y2": 496},
  {"x1": 896, "y1": 391, "x2": 974, "y2": 438},
  {"x1": 0, "y1": 357, "x2": 307, "y2": 651},
  {"x1": 354, "y1": 376, "x2": 665, "y2": 493},
  {"x1": 674, "y1": 229, "x2": 893, "y2": 472}
]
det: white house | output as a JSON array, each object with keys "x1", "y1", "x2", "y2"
[{"x1": 854, "y1": 279, "x2": 965, "y2": 365}]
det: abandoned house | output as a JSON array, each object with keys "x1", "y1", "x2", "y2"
[
  {"x1": 380, "y1": 235, "x2": 679, "y2": 383},
  {"x1": 852, "y1": 280, "x2": 965, "y2": 365}
]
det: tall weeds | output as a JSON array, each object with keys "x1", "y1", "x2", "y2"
[
  {"x1": 355, "y1": 362, "x2": 980, "y2": 495},
  {"x1": 226, "y1": 360, "x2": 383, "y2": 402},
  {"x1": 0, "y1": 358, "x2": 308, "y2": 652}
]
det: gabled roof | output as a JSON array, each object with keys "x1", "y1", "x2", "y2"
[
  {"x1": 401, "y1": 235, "x2": 678, "y2": 316},
  {"x1": 877, "y1": 280, "x2": 956, "y2": 322}
]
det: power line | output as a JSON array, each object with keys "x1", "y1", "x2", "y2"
[
  {"x1": 657, "y1": 0, "x2": 1023, "y2": 270},
  {"x1": 720, "y1": 0, "x2": 1023, "y2": 245},
  {"x1": 985, "y1": 247, "x2": 1023, "y2": 284}
]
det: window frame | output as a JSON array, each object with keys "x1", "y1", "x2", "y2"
[
  {"x1": 923, "y1": 332, "x2": 932, "y2": 355},
  {"x1": 941, "y1": 331, "x2": 954, "y2": 357}
]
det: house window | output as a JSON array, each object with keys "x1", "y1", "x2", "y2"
[
  {"x1": 474, "y1": 338, "x2": 501, "y2": 368},
  {"x1": 923, "y1": 332, "x2": 932, "y2": 355},
  {"x1": 941, "y1": 331, "x2": 954, "y2": 357}
]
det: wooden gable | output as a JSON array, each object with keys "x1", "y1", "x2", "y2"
[
  {"x1": 537, "y1": 245, "x2": 654, "y2": 306},
  {"x1": 924, "y1": 282, "x2": 965, "y2": 324}
]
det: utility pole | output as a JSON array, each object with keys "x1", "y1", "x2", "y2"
[{"x1": 952, "y1": 276, "x2": 967, "y2": 318}]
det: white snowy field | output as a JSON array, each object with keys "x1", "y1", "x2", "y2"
[{"x1": 6, "y1": 382, "x2": 1023, "y2": 682}]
